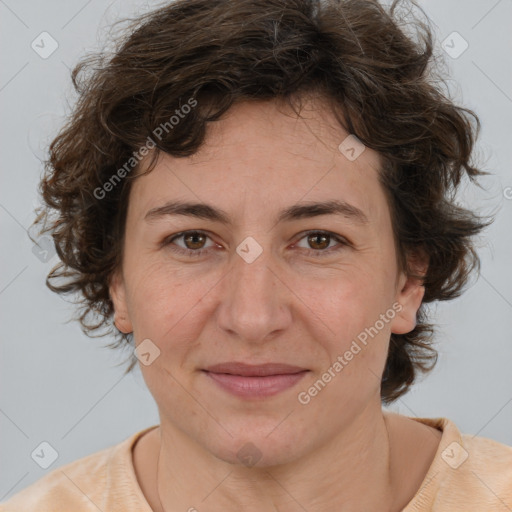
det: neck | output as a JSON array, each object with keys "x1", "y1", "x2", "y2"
[{"x1": 154, "y1": 404, "x2": 398, "y2": 512}]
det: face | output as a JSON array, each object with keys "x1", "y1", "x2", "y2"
[{"x1": 110, "y1": 96, "x2": 424, "y2": 466}]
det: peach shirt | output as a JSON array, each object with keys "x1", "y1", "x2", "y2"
[{"x1": 2, "y1": 417, "x2": 511, "y2": 511}]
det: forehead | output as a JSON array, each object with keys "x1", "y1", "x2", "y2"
[{"x1": 129, "y1": 98, "x2": 386, "y2": 226}]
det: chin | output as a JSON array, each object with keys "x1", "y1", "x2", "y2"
[{"x1": 202, "y1": 420, "x2": 311, "y2": 468}]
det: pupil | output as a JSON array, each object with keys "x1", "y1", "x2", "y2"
[
  {"x1": 186, "y1": 233, "x2": 204, "y2": 249},
  {"x1": 310, "y1": 233, "x2": 328, "y2": 249}
]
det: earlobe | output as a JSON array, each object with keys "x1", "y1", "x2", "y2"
[
  {"x1": 390, "y1": 273, "x2": 426, "y2": 335},
  {"x1": 109, "y1": 270, "x2": 133, "y2": 334},
  {"x1": 114, "y1": 315, "x2": 132, "y2": 334},
  {"x1": 390, "y1": 248, "x2": 428, "y2": 335}
]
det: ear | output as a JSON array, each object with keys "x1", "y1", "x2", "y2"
[
  {"x1": 390, "y1": 250, "x2": 428, "y2": 335},
  {"x1": 109, "y1": 269, "x2": 133, "y2": 334}
]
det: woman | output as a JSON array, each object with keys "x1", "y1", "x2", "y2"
[{"x1": 2, "y1": 0, "x2": 511, "y2": 510}]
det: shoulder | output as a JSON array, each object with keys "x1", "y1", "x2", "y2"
[
  {"x1": 0, "y1": 427, "x2": 157, "y2": 512},
  {"x1": 405, "y1": 416, "x2": 512, "y2": 511},
  {"x1": 458, "y1": 430, "x2": 512, "y2": 491},
  {"x1": 441, "y1": 429, "x2": 512, "y2": 510},
  {"x1": 0, "y1": 447, "x2": 111, "y2": 512},
  {"x1": 431, "y1": 417, "x2": 512, "y2": 483}
]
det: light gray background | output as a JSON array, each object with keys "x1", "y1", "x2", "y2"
[{"x1": 1, "y1": 0, "x2": 511, "y2": 500}]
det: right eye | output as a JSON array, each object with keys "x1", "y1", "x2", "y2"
[{"x1": 163, "y1": 230, "x2": 218, "y2": 257}]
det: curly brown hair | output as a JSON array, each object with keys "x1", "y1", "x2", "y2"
[{"x1": 34, "y1": 0, "x2": 491, "y2": 404}]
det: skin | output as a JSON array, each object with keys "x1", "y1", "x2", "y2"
[{"x1": 110, "y1": 96, "x2": 442, "y2": 512}]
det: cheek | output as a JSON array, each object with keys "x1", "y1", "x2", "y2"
[
  {"x1": 302, "y1": 279, "x2": 392, "y2": 403},
  {"x1": 124, "y1": 259, "x2": 221, "y2": 353},
  {"x1": 298, "y1": 266, "x2": 395, "y2": 401},
  {"x1": 304, "y1": 266, "x2": 394, "y2": 342}
]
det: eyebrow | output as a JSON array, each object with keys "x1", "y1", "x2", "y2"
[{"x1": 144, "y1": 199, "x2": 369, "y2": 225}]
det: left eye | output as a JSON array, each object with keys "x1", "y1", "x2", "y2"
[
  {"x1": 164, "y1": 230, "x2": 348, "y2": 258},
  {"x1": 163, "y1": 231, "x2": 216, "y2": 257},
  {"x1": 293, "y1": 231, "x2": 347, "y2": 255}
]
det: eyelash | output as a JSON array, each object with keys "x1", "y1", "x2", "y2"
[{"x1": 163, "y1": 230, "x2": 349, "y2": 258}]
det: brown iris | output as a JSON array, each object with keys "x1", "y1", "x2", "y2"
[
  {"x1": 306, "y1": 233, "x2": 330, "y2": 250},
  {"x1": 183, "y1": 232, "x2": 207, "y2": 250}
]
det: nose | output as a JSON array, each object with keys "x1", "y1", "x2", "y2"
[{"x1": 215, "y1": 239, "x2": 293, "y2": 344}]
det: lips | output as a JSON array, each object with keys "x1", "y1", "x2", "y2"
[
  {"x1": 203, "y1": 362, "x2": 307, "y2": 377},
  {"x1": 202, "y1": 362, "x2": 309, "y2": 398}
]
